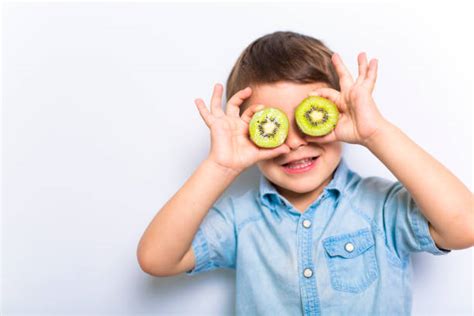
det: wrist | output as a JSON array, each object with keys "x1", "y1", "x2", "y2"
[
  {"x1": 202, "y1": 158, "x2": 242, "y2": 180},
  {"x1": 362, "y1": 119, "x2": 397, "y2": 149}
]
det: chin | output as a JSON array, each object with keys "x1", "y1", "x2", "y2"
[
  {"x1": 275, "y1": 179, "x2": 322, "y2": 194},
  {"x1": 291, "y1": 183, "x2": 321, "y2": 194}
]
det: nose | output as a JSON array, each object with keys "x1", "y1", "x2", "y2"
[{"x1": 285, "y1": 119, "x2": 308, "y2": 150}]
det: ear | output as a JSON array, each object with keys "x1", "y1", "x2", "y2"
[{"x1": 239, "y1": 100, "x2": 250, "y2": 118}]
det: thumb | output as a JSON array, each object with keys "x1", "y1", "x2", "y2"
[{"x1": 256, "y1": 144, "x2": 291, "y2": 161}]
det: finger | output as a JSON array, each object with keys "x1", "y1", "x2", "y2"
[
  {"x1": 332, "y1": 53, "x2": 354, "y2": 91},
  {"x1": 256, "y1": 144, "x2": 291, "y2": 161},
  {"x1": 304, "y1": 131, "x2": 337, "y2": 144},
  {"x1": 210, "y1": 83, "x2": 224, "y2": 116},
  {"x1": 226, "y1": 86, "x2": 252, "y2": 117},
  {"x1": 240, "y1": 103, "x2": 265, "y2": 124},
  {"x1": 364, "y1": 58, "x2": 378, "y2": 91},
  {"x1": 308, "y1": 87, "x2": 340, "y2": 103},
  {"x1": 308, "y1": 87, "x2": 346, "y2": 112},
  {"x1": 355, "y1": 52, "x2": 368, "y2": 85},
  {"x1": 194, "y1": 98, "x2": 213, "y2": 127}
]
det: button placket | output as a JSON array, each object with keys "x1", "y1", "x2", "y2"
[
  {"x1": 297, "y1": 199, "x2": 327, "y2": 315},
  {"x1": 298, "y1": 213, "x2": 318, "y2": 313},
  {"x1": 299, "y1": 216, "x2": 313, "y2": 282}
]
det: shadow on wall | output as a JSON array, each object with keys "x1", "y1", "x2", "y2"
[{"x1": 137, "y1": 264, "x2": 236, "y2": 314}]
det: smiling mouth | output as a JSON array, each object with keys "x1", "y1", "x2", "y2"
[{"x1": 281, "y1": 156, "x2": 318, "y2": 169}]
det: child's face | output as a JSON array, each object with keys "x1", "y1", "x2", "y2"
[{"x1": 247, "y1": 81, "x2": 342, "y2": 196}]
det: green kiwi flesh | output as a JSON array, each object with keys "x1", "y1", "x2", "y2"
[
  {"x1": 249, "y1": 108, "x2": 289, "y2": 148},
  {"x1": 295, "y1": 96, "x2": 339, "y2": 136}
]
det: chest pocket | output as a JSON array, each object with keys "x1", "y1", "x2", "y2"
[{"x1": 322, "y1": 227, "x2": 379, "y2": 293}]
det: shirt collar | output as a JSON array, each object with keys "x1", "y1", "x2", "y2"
[
  {"x1": 323, "y1": 157, "x2": 350, "y2": 197},
  {"x1": 258, "y1": 157, "x2": 351, "y2": 209}
]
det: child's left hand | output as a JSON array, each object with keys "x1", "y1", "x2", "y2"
[{"x1": 305, "y1": 52, "x2": 388, "y2": 146}]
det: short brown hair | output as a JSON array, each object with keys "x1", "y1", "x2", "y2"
[{"x1": 225, "y1": 31, "x2": 340, "y2": 115}]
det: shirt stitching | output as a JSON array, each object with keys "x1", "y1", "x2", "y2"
[
  {"x1": 237, "y1": 214, "x2": 264, "y2": 234},
  {"x1": 348, "y1": 196, "x2": 408, "y2": 269}
]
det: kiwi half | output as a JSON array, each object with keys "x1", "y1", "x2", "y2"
[
  {"x1": 295, "y1": 96, "x2": 339, "y2": 136},
  {"x1": 249, "y1": 108, "x2": 289, "y2": 148}
]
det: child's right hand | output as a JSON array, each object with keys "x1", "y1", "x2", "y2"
[{"x1": 195, "y1": 83, "x2": 290, "y2": 176}]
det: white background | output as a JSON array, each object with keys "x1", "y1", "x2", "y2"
[{"x1": 2, "y1": 1, "x2": 473, "y2": 315}]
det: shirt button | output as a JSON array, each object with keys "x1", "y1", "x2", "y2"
[
  {"x1": 303, "y1": 268, "x2": 313, "y2": 278},
  {"x1": 302, "y1": 219, "x2": 312, "y2": 228},
  {"x1": 344, "y1": 242, "x2": 355, "y2": 252}
]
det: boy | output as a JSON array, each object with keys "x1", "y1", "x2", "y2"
[{"x1": 137, "y1": 31, "x2": 473, "y2": 315}]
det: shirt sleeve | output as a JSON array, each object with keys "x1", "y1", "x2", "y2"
[
  {"x1": 381, "y1": 180, "x2": 451, "y2": 260},
  {"x1": 186, "y1": 195, "x2": 237, "y2": 276}
]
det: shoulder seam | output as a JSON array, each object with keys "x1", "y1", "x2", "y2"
[{"x1": 237, "y1": 214, "x2": 263, "y2": 234}]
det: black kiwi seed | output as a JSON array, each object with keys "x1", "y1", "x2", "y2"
[{"x1": 305, "y1": 106, "x2": 329, "y2": 126}]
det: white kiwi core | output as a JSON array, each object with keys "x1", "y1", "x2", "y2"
[
  {"x1": 309, "y1": 110, "x2": 324, "y2": 122},
  {"x1": 262, "y1": 121, "x2": 276, "y2": 135}
]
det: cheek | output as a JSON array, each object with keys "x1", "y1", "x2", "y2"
[
  {"x1": 324, "y1": 142, "x2": 343, "y2": 157},
  {"x1": 257, "y1": 160, "x2": 272, "y2": 170},
  {"x1": 257, "y1": 160, "x2": 280, "y2": 175}
]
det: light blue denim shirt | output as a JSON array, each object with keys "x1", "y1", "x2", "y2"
[{"x1": 186, "y1": 158, "x2": 450, "y2": 315}]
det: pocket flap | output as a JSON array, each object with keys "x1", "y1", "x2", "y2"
[{"x1": 322, "y1": 228, "x2": 375, "y2": 259}]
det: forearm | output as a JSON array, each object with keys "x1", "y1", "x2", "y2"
[
  {"x1": 365, "y1": 120, "x2": 474, "y2": 249},
  {"x1": 137, "y1": 159, "x2": 239, "y2": 272}
]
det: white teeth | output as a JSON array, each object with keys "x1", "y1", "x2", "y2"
[{"x1": 285, "y1": 158, "x2": 313, "y2": 169}]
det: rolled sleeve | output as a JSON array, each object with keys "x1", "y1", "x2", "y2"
[
  {"x1": 409, "y1": 203, "x2": 451, "y2": 256},
  {"x1": 186, "y1": 196, "x2": 237, "y2": 276},
  {"x1": 186, "y1": 228, "x2": 212, "y2": 275},
  {"x1": 382, "y1": 181, "x2": 451, "y2": 259}
]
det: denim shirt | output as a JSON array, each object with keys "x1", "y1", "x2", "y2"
[{"x1": 186, "y1": 158, "x2": 450, "y2": 315}]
